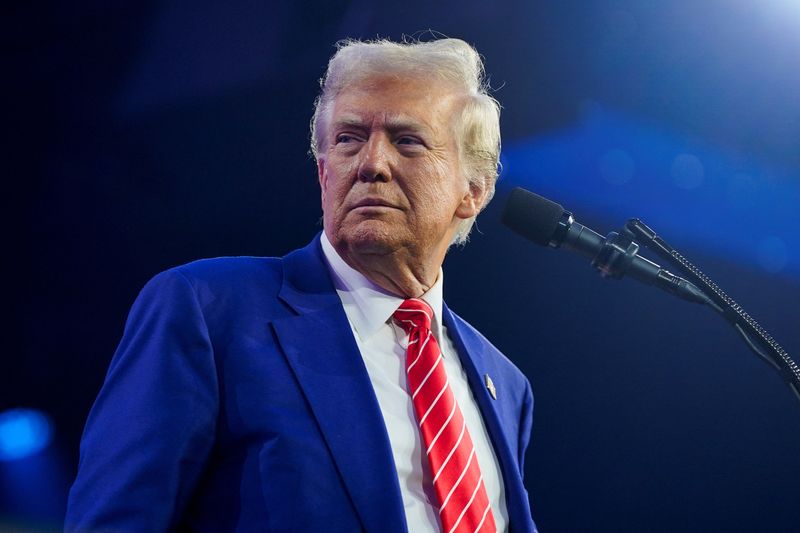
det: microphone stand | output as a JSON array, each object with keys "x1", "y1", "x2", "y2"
[{"x1": 618, "y1": 219, "x2": 800, "y2": 404}]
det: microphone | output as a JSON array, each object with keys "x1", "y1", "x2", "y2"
[{"x1": 501, "y1": 187, "x2": 712, "y2": 305}]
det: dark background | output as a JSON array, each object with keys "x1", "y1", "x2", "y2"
[{"x1": 5, "y1": 1, "x2": 799, "y2": 531}]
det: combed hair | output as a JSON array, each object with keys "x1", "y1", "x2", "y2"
[{"x1": 310, "y1": 37, "x2": 501, "y2": 245}]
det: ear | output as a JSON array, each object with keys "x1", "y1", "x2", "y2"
[{"x1": 455, "y1": 180, "x2": 489, "y2": 220}]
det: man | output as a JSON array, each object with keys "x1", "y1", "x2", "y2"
[{"x1": 66, "y1": 37, "x2": 537, "y2": 532}]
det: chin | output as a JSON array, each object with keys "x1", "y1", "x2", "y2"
[{"x1": 338, "y1": 222, "x2": 406, "y2": 256}]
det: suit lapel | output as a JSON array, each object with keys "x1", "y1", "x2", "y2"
[
  {"x1": 272, "y1": 237, "x2": 407, "y2": 533},
  {"x1": 442, "y1": 304, "x2": 533, "y2": 533}
]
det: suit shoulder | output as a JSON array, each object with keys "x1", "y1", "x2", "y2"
[
  {"x1": 139, "y1": 256, "x2": 285, "y2": 313},
  {"x1": 172, "y1": 256, "x2": 282, "y2": 284}
]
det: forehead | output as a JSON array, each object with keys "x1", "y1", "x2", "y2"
[{"x1": 330, "y1": 75, "x2": 464, "y2": 130}]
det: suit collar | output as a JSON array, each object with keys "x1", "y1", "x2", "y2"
[
  {"x1": 277, "y1": 235, "x2": 341, "y2": 314},
  {"x1": 441, "y1": 304, "x2": 516, "y2": 447}
]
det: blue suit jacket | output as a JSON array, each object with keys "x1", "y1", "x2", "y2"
[{"x1": 66, "y1": 236, "x2": 537, "y2": 532}]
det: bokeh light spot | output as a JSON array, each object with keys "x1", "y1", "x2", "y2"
[
  {"x1": 757, "y1": 236, "x2": 789, "y2": 273},
  {"x1": 671, "y1": 153, "x2": 705, "y2": 189},
  {"x1": 0, "y1": 408, "x2": 53, "y2": 461}
]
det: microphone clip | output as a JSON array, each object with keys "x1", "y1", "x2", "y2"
[{"x1": 591, "y1": 231, "x2": 640, "y2": 280}]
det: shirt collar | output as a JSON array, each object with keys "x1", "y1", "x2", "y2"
[{"x1": 320, "y1": 232, "x2": 445, "y2": 343}]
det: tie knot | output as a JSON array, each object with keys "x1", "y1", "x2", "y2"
[{"x1": 392, "y1": 298, "x2": 433, "y2": 333}]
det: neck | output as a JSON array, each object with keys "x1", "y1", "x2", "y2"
[{"x1": 336, "y1": 244, "x2": 445, "y2": 298}]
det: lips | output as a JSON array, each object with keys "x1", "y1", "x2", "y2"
[{"x1": 350, "y1": 197, "x2": 401, "y2": 210}]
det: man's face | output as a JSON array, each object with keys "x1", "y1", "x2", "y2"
[{"x1": 318, "y1": 75, "x2": 485, "y2": 263}]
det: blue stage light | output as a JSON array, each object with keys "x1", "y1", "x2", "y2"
[
  {"x1": 501, "y1": 104, "x2": 800, "y2": 278},
  {"x1": 0, "y1": 408, "x2": 53, "y2": 461}
]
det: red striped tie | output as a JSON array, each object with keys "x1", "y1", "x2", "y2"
[{"x1": 393, "y1": 298, "x2": 496, "y2": 533}]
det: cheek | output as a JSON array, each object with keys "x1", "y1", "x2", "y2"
[
  {"x1": 413, "y1": 159, "x2": 466, "y2": 210},
  {"x1": 323, "y1": 164, "x2": 352, "y2": 202},
  {"x1": 329, "y1": 158, "x2": 359, "y2": 185}
]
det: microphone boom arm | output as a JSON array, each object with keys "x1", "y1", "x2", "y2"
[{"x1": 624, "y1": 218, "x2": 800, "y2": 403}]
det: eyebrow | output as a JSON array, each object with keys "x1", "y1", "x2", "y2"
[
  {"x1": 330, "y1": 116, "x2": 368, "y2": 131},
  {"x1": 331, "y1": 114, "x2": 432, "y2": 136},
  {"x1": 386, "y1": 116, "x2": 430, "y2": 136}
]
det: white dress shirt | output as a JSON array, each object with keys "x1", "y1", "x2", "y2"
[{"x1": 320, "y1": 233, "x2": 508, "y2": 532}]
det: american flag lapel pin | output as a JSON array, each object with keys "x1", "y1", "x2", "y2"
[{"x1": 484, "y1": 374, "x2": 497, "y2": 400}]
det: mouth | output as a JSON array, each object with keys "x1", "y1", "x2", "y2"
[{"x1": 350, "y1": 198, "x2": 401, "y2": 211}]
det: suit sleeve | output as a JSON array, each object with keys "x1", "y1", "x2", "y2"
[{"x1": 65, "y1": 268, "x2": 219, "y2": 532}]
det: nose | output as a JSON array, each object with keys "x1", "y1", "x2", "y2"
[{"x1": 357, "y1": 134, "x2": 393, "y2": 183}]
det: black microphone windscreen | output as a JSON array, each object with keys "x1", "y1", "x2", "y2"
[{"x1": 501, "y1": 187, "x2": 565, "y2": 246}]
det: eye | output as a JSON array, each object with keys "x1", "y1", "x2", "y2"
[
  {"x1": 335, "y1": 134, "x2": 358, "y2": 144},
  {"x1": 396, "y1": 136, "x2": 423, "y2": 146}
]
